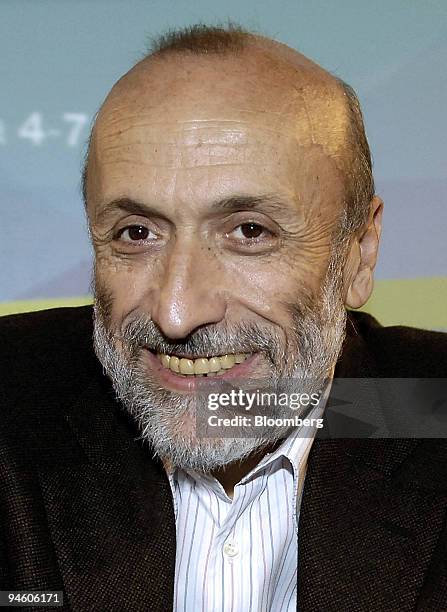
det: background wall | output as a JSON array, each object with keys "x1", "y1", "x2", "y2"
[{"x1": 1, "y1": 0, "x2": 446, "y2": 329}]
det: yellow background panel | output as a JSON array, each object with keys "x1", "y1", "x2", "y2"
[{"x1": 0, "y1": 277, "x2": 446, "y2": 331}]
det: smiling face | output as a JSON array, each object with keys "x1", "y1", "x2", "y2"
[{"x1": 86, "y1": 46, "x2": 355, "y2": 469}]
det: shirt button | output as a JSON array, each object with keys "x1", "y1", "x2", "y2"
[{"x1": 223, "y1": 541, "x2": 239, "y2": 558}]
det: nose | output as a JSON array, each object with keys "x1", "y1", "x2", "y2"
[{"x1": 150, "y1": 238, "x2": 227, "y2": 339}]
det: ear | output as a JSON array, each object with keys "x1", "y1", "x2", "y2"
[{"x1": 344, "y1": 195, "x2": 383, "y2": 309}]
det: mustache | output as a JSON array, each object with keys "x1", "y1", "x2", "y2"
[{"x1": 120, "y1": 315, "x2": 285, "y2": 362}]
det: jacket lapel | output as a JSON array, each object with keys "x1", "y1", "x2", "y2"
[
  {"x1": 298, "y1": 437, "x2": 447, "y2": 611},
  {"x1": 298, "y1": 313, "x2": 446, "y2": 611},
  {"x1": 37, "y1": 371, "x2": 176, "y2": 612}
]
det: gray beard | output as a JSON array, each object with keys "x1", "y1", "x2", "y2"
[{"x1": 93, "y1": 260, "x2": 347, "y2": 472}]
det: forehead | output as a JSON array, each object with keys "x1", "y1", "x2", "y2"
[
  {"x1": 91, "y1": 122, "x2": 345, "y2": 216},
  {"x1": 88, "y1": 52, "x2": 347, "y2": 209}
]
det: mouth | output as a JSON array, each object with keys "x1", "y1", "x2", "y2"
[
  {"x1": 156, "y1": 351, "x2": 252, "y2": 376},
  {"x1": 143, "y1": 349, "x2": 257, "y2": 392}
]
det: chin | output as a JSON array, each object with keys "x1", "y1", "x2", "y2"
[{"x1": 144, "y1": 429, "x2": 267, "y2": 473}]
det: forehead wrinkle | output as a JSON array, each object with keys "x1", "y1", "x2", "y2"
[
  {"x1": 99, "y1": 128, "x2": 250, "y2": 148},
  {"x1": 97, "y1": 116, "x2": 288, "y2": 141},
  {"x1": 98, "y1": 141, "x2": 336, "y2": 176},
  {"x1": 96, "y1": 96, "x2": 349, "y2": 178},
  {"x1": 99, "y1": 112, "x2": 307, "y2": 132},
  {"x1": 97, "y1": 122, "x2": 301, "y2": 171},
  {"x1": 96, "y1": 118, "x2": 319, "y2": 167},
  {"x1": 99, "y1": 159, "x2": 271, "y2": 171}
]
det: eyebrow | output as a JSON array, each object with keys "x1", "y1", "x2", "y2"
[
  {"x1": 95, "y1": 198, "x2": 158, "y2": 224},
  {"x1": 95, "y1": 194, "x2": 295, "y2": 224},
  {"x1": 211, "y1": 195, "x2": 293, "y2": 216}
]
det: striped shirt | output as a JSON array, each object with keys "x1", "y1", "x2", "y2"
[{"x1": 166, "y1": 382, "x2": 332, "y2": 612}]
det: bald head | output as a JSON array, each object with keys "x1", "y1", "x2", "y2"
[{"x1": 83, "y1": 24, "x2": 373, "y2": 239}]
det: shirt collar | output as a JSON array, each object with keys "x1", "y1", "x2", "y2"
[{"x1": 239, "y1": 371, "x2": 334, "y2": 483}]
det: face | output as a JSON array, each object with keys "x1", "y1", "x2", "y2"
[{"x1": 88, "y1": 52, "x2": 349, "y2": 470}]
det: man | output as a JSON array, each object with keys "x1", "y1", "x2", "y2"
[{"x1": 1, "y1": 24, "x2": 446, "y2": 612}]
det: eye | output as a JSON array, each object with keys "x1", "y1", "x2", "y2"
[
  {"x1": 229, "y1": 222, "x2": 273, "y2": 241},
  {"x1": 116, "y1": 225, "x2": 157, "y2": 242}
]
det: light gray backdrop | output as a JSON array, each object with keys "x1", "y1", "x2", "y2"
[{"x1": 1, "y1": 0, "x2": 446, "y2": 327}]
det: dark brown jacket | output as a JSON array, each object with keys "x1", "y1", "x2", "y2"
[{"x1": 1, "y1": 306, "x2": 446, "y2": 611}]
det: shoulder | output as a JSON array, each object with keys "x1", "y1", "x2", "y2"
[
  {"x1": 0, "y1": 305, "x2": 98, "y2": 422},
  {"x1": 347, "y1": 310, "x2": 447, "y2": 377},
  {"x1": 0, "y1": 303, "x2": 93, "y2": 337},
  {"x1": 0, "y1": 304, "x2": 95, "y2": 372}
]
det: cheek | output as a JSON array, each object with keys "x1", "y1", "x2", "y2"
[
  {"x1": 218, "y1": 252, "x2": 326, "y2": 325},
  {"x1": 94, "y1": 255, "x2": 155, "y2": 325}
]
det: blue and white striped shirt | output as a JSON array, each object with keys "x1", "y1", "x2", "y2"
[{"x1": 166, "y1": 385, "x2": 331, "y2": 612}]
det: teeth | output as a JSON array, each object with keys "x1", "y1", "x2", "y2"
[
  {"x1": 179, "y1": 358, "x2": 195, "y2": 375},
  {"x1": 170, "y1": 356, "x2": 180, "y2": 373},
  {"x1": 219, "y1": 354, "x2": 235, "y2": 369},
  {"x1": 194, "y1": 358, "x2": 210, "y2": 375},
  {"x1": 208, "y1": 357, "x2": 221, "y2": 373},
  {"x1": 157, "y1": 352, "x2": 251, "y2": 376}
]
